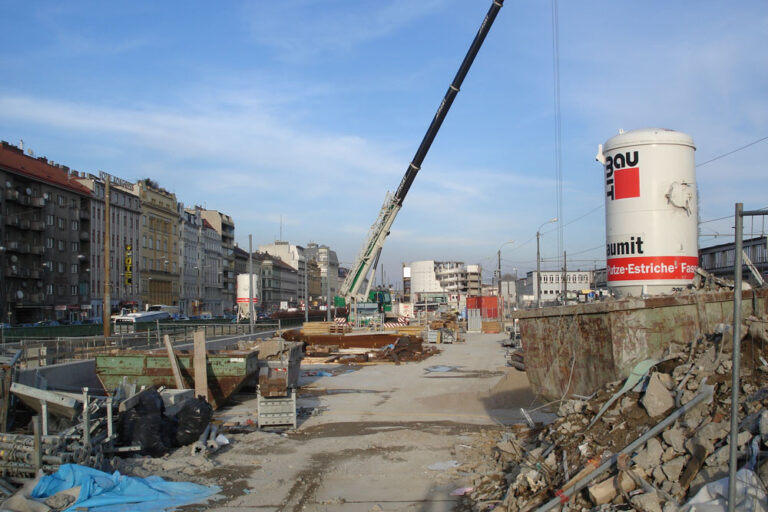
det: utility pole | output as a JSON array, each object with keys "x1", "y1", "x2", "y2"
[
  {"x1": 497, "y1": 249, "x2": 503, "y2": 321},
  {"x1": 562, "y1": 250, "x2": 567, "y2": 304},
  {"x1": 536, "y1": 231, "x2": 542, "y2": 308},
  {"x1": 326, "y1": 261, "x2": 331, "y2": 322},
  {"x1": 248, "y1": 235, "x2": 254, "y2": 335},
  {"x1": 304, "y1": 260, "x2": 308, "y2": 323},
  {"x1": 103, "y1": 177, "x2": 111, "y2": 338}
]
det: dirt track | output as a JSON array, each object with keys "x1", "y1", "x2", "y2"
[{"x1": 128, "y1": 333, "x2": 551, "y2": 511}]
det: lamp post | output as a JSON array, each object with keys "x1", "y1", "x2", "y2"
[
  {"x1": 536, "y1": 218, "x2": 558, "y2": 308},
  {"x1": 497, "y1": 240, "x2": 514, "y2": 320}
]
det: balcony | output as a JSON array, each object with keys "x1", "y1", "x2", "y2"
[
  {"x1": 19, "y1": 219, "x2": 30, "y2": 230},
  {"x1": 30, "y1": 221, "x2": 45, "y2": 231},
  {"x1": 30, "y1": 197, "x2": 46, "y2": 207},
  {"x1": 79, "y1": 231, "x2": 90, "y2": 241},
  {"x1": 78, "y1": 208, "x2": 90, "y2": 220},
  {"x1": 4, "y1": 189, "x2": 19, "y2": 201},
  {"x1": 4, "y1": 216, "x2": 19, "y2": 227},
  {"x1": 30, "y1": 245, "x2": 45, "y2": 255}
]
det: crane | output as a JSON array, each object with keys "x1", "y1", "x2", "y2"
[{"x1": 337, "y1": 0, "x2": 504, "y2": 314}]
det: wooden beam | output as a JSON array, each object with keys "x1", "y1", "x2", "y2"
[
  {"x1": 163, "y1": 335, "x2": 186, "y2": 390},
  {"x1": 193, "y1": 329, "x2": 208, "y2": 400}
]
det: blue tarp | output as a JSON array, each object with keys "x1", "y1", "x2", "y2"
[{"x1": 32, "y1": 464, "x2": 220, "y2": 512}]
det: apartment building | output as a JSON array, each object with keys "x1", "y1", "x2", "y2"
[
  {"x1": 137, "y1": 179, "x2": 179, "y2": 307},
  {"x1": 256, "y1": 251, "x2": 298, "y2": 312},
  {"x1": 303, "y1": 242, "x2": 339, "y2": 300},
  {"x1": 200, "y1": 209, "x2": 235, "y2": 315},
  {"x1": 0, "y1": 142, "x2": 91, "y2": 324},
  {"x1": 259, "y1": 241, "x2": 306, "y2": 301},
  {"x1": 77, "y1": 173, "x2": 141, "y2": 317}
]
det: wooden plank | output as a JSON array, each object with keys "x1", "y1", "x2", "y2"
[
  {"x1": 193, "y1": 329, "x2": 208, "y2": 400},
  {"x1": 163, "y1": 335, "x2": 186, "y2": 390}
]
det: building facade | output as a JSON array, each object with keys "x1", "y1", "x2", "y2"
[
  {"x1": 406, "y1": 260, "x2": 484, "y2": 303},
  {"x1": 257, "y1": 252, "x2": 298, "y2": 312},
  {"x1": 137, "y1": 179, "x2": 180, "y2": 307},
  {"x1": 200, "y1": 209, "x2": 235, "y2": 315},
  {"x1": 516, "y1": 270, "x2": 594, "y2": 307},
  {"x1": 77, "y1": 173, "x2": 141, "y2": 318},
  {"x1": 699, "y1": 236, "x2": 768, "y2": 285},
  {"x1": 0, "y1": 142, "x2": 91, "y2": 324},
  {"x1": 304, "y1": 242, "x2": 339, "y2": 301},
  {"x1": 259, "y1": 241, "x2": 306, "y2": 301}
]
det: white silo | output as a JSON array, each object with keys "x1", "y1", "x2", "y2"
[{"x1": 596, "y1": 128, "x2": 698, "y2": 297}]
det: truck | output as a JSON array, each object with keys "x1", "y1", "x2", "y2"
[{"x1": 335, "y1": 0, "x2": 504, "y2": 317}]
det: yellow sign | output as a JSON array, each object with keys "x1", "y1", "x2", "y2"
[{"x1": 124, "y1": 244, "x2": 133, "y2": 285}]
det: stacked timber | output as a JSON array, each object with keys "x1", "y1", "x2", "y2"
[
  {"x1": 482, "y1": 321, "x2": 501, "y2": 334},
  {"x1": 301, "y1": 322, "x2": 335, "y2": 335},
  {"x1": 393, "y1": 325, "x2": 424, "y2": 338}
]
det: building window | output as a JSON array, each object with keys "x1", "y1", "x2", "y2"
[
  {"x1": 46, "y1": 237, "x2": 54, "y2": 249},
  {"x1": 71, "y1": 264, "x2": 78, "y2": 273},
  {"x1": 57, "y1": 285, "x2": 65, "y2": 296},
  {"x1": 46, "y1": 214, "x2": 54, "y2": 226},
  {"x1": 71, "y1": 285, "x2": 77, "y2": 296},
  {"x1": 57, "y1": 195, "x2": 65, "y2": 206},
  {"x1": 142, "y1": 215, "x2": 147, "y2": 226},
  {"x1": 71, "y1": 220, "x2": 79, "y2": 231},
  {"x1": 57, "y1": 262, "x2": 65, "y2": 273},
  {"x1": 72, "y1": 241, "x2": 79, "y2": 252},
  {"x1": 57, "y1": 240, "x2": 65, "y2": 251},
  {"x1": 149, "y1": 238, "x2": 153, "y2": 250},
  {"x1": 46, "y1": 284, "x2": 54, "y2": 295},
  {"x1": 57, "y1": 217, "x2": 66, "y2": 229}
]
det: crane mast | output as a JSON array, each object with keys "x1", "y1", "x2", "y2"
[{"x1": 339, "y1": 0, "x2": 504, "y2": 305}]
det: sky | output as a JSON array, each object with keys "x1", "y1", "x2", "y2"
[{"x1": 1, "y1": 1, "x2": 767, "y2": 286}]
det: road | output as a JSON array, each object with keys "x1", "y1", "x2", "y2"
[{"x1": 154, "y1": 333, "x2": 549, "y2": 511}]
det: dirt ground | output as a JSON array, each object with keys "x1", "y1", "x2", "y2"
[{"x1": 117, "y1": 333, "x2": 550, "y2": 511}]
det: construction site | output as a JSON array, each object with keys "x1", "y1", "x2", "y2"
[{"x1": 0, "y1": 0, "x2": 767, "y2": 511}]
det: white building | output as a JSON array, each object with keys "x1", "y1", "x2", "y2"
[
  {"x1": 304, "y1": 242, "x2": 339, "y2": 300},
  {"x1": 516, "y1": 270, "x2": 594, "y2": 307},
  {"x1": 405, "y1": 260, "x2": 484, "y2": 303},
  {"x1": 259, "y1": 241, "x2": 306, "y2": 300}
]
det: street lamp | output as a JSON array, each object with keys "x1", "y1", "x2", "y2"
[{"x1": 536, "y1": 218, "x2": 558, "y2": 308}]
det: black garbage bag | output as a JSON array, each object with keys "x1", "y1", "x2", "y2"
[
  {"x1": 174, "y1": 397, "x2": 213, "y2": 446},
  {"x1": 117, "y1": 388, "x2": 176, "y2": 457}
]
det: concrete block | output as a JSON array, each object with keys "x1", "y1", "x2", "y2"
[
  {"x1": 634, "y1": 438, "x2": 663, "y2": 470},
  {"x1": 641, "y1": 373, "x2": 674, "y2": 418}
]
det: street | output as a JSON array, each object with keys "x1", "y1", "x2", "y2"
[{"x1": 175, "y1": 333, "x2": 549, "y2": 511}]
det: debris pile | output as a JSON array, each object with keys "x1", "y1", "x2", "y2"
[{"x1": 455, "y1": 326, "x2": 768, "y2": 511}]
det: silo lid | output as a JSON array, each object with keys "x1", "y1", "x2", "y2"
[{"x1": 603, "y1": 128, "x2": 695, "y2": 151}]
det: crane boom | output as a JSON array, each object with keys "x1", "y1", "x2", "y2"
[{"x1": 339, "y1": 0, "x2": 504, "y2": 305}]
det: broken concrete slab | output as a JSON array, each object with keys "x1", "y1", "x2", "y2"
[
  {"x1": 630, "y1": 491, "x2": 663, "y2": 512},
  {"x1": 661, "y1": 456, "x2": 685, "y2": 481},
  {"x1": 634, "y1": 438, "x2": 664, "y2": 470},
  {"x1": 642, "y1": 373, "x2": 675, "y2": 418},
  {"x1": 662, "y1": 427, "x2": 686, "y2": 453}
]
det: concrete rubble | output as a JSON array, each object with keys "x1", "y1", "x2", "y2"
[{"x1": 448, "y1": 326, "x2": 768, "y2": 511}]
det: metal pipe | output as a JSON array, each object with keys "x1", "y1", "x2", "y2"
[
  {"x1": 535, "y1": 384, "x2": 714, "y2": 512},
  {"x1": 728, "y1": 203, "x2": 743, "y2": 512},
  {"x1": 82, "y1": 387, "x2": 90, "y2": 448}
]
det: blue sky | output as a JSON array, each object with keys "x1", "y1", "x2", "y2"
[{"x1": 1, "y1": 1, "x2": 767, "y2": 285}]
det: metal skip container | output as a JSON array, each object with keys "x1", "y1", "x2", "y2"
[{"x1": 597, "y1": 128, "x2": 698, "y2": 297}]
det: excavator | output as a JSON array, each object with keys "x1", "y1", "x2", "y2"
[{"x1": 335, "y1": 0, "x2": 504, "y2": 320}]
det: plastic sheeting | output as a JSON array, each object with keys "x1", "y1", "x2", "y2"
[
  {"x1": 31, "y1": 464, "x2": 219, "y2": 512},
  {"x1": 680, "y1": 468, "x2": 768, "y2": 512}
]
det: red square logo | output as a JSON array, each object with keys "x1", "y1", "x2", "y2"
[{"x1": 614, "y1": 167, "x2": 640, "y2": 199}]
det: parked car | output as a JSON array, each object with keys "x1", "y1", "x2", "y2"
[
  {"x1": 33, "y1": 320, "x2": 60, "y2": 327},
  {"x1": 0, "y1": 323, "x2": 11, "y2": 329}
]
